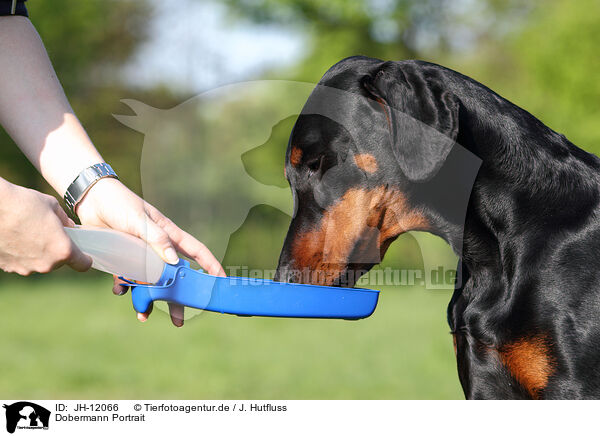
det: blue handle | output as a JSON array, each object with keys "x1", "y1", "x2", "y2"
[{"x1": 129, "y1": 259, "x2": 214, "y2": 313}]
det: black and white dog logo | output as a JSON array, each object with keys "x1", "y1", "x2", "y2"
[{"x1": 3, "y1": 402, "x2": 50, "y2": 434}]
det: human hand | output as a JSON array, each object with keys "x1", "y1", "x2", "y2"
[
  {"x1": 0, "y1": 178, "x2": 92, "y2": 275},
  {"x1": 75, "y1": 177, "x2": 225, "y2": 327}
]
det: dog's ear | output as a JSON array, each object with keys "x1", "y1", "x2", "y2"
[{"x1": 361, "y1": 62, "x2": 460, "y2": 182}]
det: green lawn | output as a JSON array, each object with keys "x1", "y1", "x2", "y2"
[{"x1": 0, "y1": 273, "x2": 463, "y2": 399}]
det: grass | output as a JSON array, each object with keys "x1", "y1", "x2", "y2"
[{"x1": 0, "y1": 273, "x2": 463, "y2": 399}]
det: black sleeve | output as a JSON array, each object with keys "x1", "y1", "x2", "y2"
[{"x1": 0, "y1": 0, "x2": 28, "y2": 17}]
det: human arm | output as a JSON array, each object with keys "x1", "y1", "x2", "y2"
[{"x1": 0, "y1": 16, "x2": 225, "y2": 326}]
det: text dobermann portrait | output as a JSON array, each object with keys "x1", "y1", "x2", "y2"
[{"x1": 275, "y1": 56, "x2": 600, "y2": 399}]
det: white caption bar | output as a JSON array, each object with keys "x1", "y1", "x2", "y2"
[{"x1": 0, "y1": 400, "x2": 597, "y2": 435}]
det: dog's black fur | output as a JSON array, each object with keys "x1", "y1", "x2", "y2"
[{"x1": 275, "y1": 56, "x2": 600, "y2": 399}]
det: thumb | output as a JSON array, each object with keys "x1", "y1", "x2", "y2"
[
  {"x1": 66, "y1": 243, "x2": 94, "y2": 272},
  {"x1": 134, "y1": 215, "x2": 179, "y2": 265},
  {"x1": 56, "y1": 209, "x2": 91, "y2": 271},
  {"x1": 63, "y1": 233, "x2": 93, "y2": 272},
  {"x1": 54, "y1": 202, "x2": 76, "y2": 228}
]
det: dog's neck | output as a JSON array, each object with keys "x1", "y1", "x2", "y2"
[{"x1": 420, "y1": 95, "x2": 600, "y2": 285}]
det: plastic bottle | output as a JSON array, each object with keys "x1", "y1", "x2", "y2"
[{"x1": 64, "y1": 226, "x2": 165, "y2": 283}]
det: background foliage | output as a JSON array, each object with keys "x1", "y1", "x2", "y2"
[{"x1": 0, "y1": 0, "x2": 598, "y2": 399}]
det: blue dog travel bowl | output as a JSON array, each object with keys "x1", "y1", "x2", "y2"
[{"x1": 125, "y1": 260, "x2": 379, "y2": 320}]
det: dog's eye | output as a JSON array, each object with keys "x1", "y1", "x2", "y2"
[{"x1": 306, "y1": 156, "x2": 322, "y2": 172}]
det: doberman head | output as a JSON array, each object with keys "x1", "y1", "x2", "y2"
[{"x1": 275, "y1": 56, "x2": 478, "y2": 287}]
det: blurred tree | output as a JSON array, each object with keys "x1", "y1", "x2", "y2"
[
  {"x1": 499, "y1": 0, "x2": 598, "y2": 153},
  {"x1": 0, "y1": 0, "x2": 179, "y2": 196},
  {"x1": 223, "y1": 0, "x2": 533, "y2": 82},
  {"x1": 453, "y1": 0, "x2": 599, "y2": 155},
  {"x1": 28, "y1": 0, "x2": 150, "y2": 95}
]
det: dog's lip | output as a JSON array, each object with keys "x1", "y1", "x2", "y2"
[
  {"x1": 331, "y1": 263, "x2": 376, "y2": 288},
  {"x1": 331, "y1": 269, "x2": 358, "y2": 288},
  {"x1": 331, "y1": 277, "x2": 352, "y2": 288},
  {"x1": 272, "y1": 271, "x2": 356, "y2": 287}
]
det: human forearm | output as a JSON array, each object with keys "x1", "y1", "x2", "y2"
[
  {"x1": 0, "y1": 16, "x2": 103, "y2": 195},
  {"x1": 0, "y1": 15, "x2": 225, "y2": 327}
]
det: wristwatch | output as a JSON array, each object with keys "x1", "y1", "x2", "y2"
[{"x1": 64, "y1": 163, "x2": 118, "y2": 215}]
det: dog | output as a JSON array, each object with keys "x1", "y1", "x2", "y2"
[{"x1": 274, "y1": 56, "x2": 600, "y2": 399}]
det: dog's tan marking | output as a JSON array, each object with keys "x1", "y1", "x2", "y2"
[
  {"x1": 374, "y1": 97, "x2": 392, "y2": 128},
  {"x1": 354, "y1": 153, "x2": 378, "y2": 173},
  {"x1": 291, "y1": 186, "x2": 428, "y2": 285},
  {"x1": 290, "y1": 147, "x2": 303, "y2": 167},
  {"x1": 497, "y1": 334, "x2": 555, "y2": 399}
]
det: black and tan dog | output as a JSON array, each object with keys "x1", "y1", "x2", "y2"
[{"x1": 274, "y1": 56, "x2": 600, "y2": 399}]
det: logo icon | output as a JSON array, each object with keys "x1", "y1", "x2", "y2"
[{"x1": 3, "y1": 402, "x2": 50, "y2": 434}]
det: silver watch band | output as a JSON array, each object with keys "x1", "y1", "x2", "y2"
[{"x1": 64, "y1": 163, "x2": 118, "y2": 214}]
